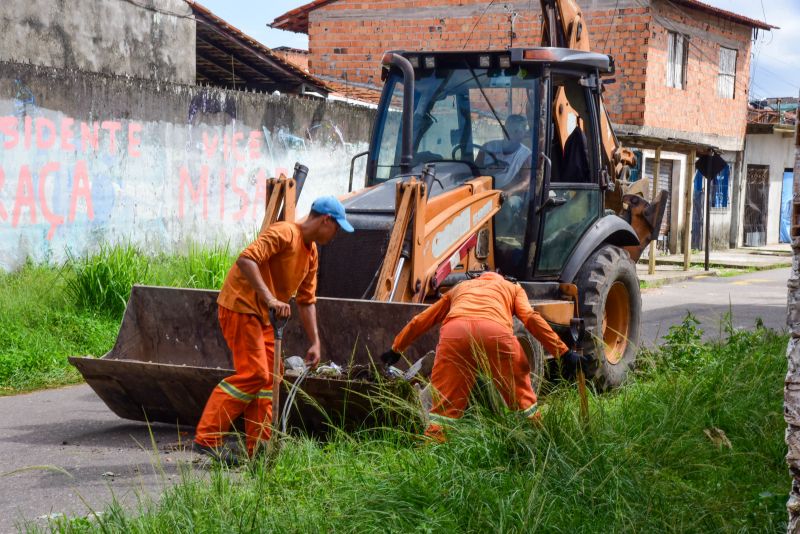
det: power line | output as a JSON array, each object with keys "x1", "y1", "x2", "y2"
[
  {"x1": 463, "y1": 0, "x2": 497, "y2": 50},
  {"x1": 599, "y1": 0, "x2": 621, "y2": 50}
]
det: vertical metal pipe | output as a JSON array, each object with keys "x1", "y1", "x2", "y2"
[
  {"x1": 388, "y1": 257, "x2": 406, "y2": 302},
  {"x1": 293, "y1": 162, "x2": 308, "y2": 202},
  {"x1": 388, "y1": 54, "x2": 416, "y2": 175}
]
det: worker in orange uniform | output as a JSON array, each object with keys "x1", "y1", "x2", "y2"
[
  {"x1": 381, "y1": 271, "x2": 590, "y2": 441},
  {"x1": 194, "y1": 196, "x2": 353, "y2": 465}
]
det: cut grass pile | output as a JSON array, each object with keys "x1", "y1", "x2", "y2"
[
  {"x1": 49, "y1": 317, "x2": 789, "y2": 533},
  {"x1": 0, "y1": 244, "x2": 237, "y2": 394}
]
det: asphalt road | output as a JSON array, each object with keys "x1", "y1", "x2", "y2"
[
  {"x1": 640, "y1": 267, "x2": 790, "y2": 345},
  {"x1": 0, "y1": 387, "x2": 194, "y2": 533},
  {"x1": 0, "y1": 267, "x2": 792, "y2": 532}
]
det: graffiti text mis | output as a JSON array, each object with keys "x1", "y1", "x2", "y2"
[{"x1": 0, "y1": 115, "x2": 143, "y2": 239}]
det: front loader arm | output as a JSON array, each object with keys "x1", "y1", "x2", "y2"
[
  {"x1": 540, "y1": 0, "x2": 590, "y2": 51},
  {"x1": 540, "y1": 0, "x2": 667, "y2": 258},
  {"x1": 374, "y1": 176, "x2": 501, "y2": 303}
]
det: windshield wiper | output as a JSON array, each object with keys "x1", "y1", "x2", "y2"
[{"x1": 464, "y1": 59, "x2": 509, "y2": 140}]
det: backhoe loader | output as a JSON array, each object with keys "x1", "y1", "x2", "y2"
[{"x1": 70, "y1": 0, "x2": 668, "y2": 429}]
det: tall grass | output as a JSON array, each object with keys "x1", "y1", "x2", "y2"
[
  {"x1": 64, "y1": 244, "x2": 150, "y2": 317},
  {"x1": 0, "y1": 263, "x2": 118, "y2": 393},
  {"x1": 1, "y1": 244, "x2": 238, "y2": 393},
  {"x1": 48, "y1": 318, "x2": 789, "y2": 532},
  {"x1": 178, "y1": 242, "x2": 236, "y2": 290}
]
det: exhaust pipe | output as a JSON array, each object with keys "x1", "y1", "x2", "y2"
[{"x1": 382, "y1": 53, "x2": 415, "y2": 175}]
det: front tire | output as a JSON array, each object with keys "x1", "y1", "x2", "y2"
[
  {"x1": 513, "y1": 318, "x2": 546, "y2": 394},
  {"x1": 574, "y1": 245, "x2": 641, "y2": 389}
]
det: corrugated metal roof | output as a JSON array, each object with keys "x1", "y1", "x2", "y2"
[
  {"x1": 188, "y1": 1, "x2": 329, "y2": 95},
  {"x1": 270, "y1": 0, "x2": 775, "y2": 34}
]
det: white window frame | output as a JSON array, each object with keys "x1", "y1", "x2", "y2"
[
  {"x1": 718, "y1": 47, "x2": 737, "y2": 99},
  {"x1": 666, "y1": 31, "x2": 689, "y2": 90}
]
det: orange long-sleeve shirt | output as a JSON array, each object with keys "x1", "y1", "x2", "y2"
[
  {"x1": 217, "y1": 222, "x2": 318, "y2": 325},
  {"x1": 392, "y1": 272, "x2": 569, "y2": 357}
]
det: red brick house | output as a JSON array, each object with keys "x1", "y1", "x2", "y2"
[{"x1": 273, "y1": 0, "x2": 774, "y2": 251}]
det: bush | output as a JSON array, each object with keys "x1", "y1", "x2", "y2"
[
  {"x1": 656, "y1": 311, "x2": 707, "y2": 372},
  {"x1": 64, "y1": 244, "x2": 149, "y2": 317}
]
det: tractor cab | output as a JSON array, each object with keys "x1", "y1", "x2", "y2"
[{"x1": 359, "y1": 48, "x2": 617, "y2": 280}]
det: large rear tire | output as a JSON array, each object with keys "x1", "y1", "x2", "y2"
[
  {"x1": 574, "y1": 244, "x2": 641, "y2": 389},
  {"x1": 513, "y1": 319, "x2": 546, "y2": 394}
]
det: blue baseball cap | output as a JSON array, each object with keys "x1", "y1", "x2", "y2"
[{"x1": 310, "y1": 196, "x2": 354, "y2": 232}]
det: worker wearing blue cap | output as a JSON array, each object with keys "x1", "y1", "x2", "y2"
[{"x1": 195, "y1": 195, "x2": 353, "y2": 464}]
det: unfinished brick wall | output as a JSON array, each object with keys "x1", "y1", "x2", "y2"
[
  {"x1": 305, "y1": 0, "x2": 751, "y2": 141},
  {"x1": 644, "y1": 0, "x2": 752, "y2": 142},
  {"x1": 306, "y1": 0, "x2": 648, "y2": 125},
  {"x1": 274, "y1": 50, "x2": 310, "y2": 72},
  {"x1": 307, "y1": 1, "x2": 541, "y2": 86},
  {"x1": 588, "y1": 4, "x2": 651, "y2": 124}
]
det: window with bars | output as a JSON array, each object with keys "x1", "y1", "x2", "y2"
[
  {"x1": 666, "y1": 31, "x2": 688, "y2": 89},
  {"x1": 710, "y1": 164, "x2": 730, "y2": 209},
  {"x1": 718, "y1": 47, "x2": 737, "y2": 99}
]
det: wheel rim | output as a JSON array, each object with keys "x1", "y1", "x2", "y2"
[{"x1": 602, "y1": 281, "x2": 630, "y2": 365}]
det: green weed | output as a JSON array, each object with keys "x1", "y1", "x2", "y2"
[
  {"x1": 64, "y1": 244, "x2": 150, "y2": 317},
  {"x1": 45, "y1": 319, "x2": 789, "y2": 533},
  {"x1": 178, "y1": 242, "x2": 236, "y2": 290},
  {"x1": 0, "y1": 243, "x2": 239, "y2": 394},
  {"x1": 0, "y1": 263, "x2": 117, "y2": 393}
]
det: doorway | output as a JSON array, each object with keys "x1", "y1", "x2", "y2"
[
  {"x1": 645, "y1": 158, "x2": 674, "y2": 252},
  {"x1": 743, "y1": 165, "x2": 770, "y2": 247},
  {"x1": 780, "y1": 168, "x2": 793, "y2": 243}
]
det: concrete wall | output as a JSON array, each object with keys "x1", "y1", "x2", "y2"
[
  {"x1": 0, "y1": 0, "x2": 195, "y2": 84},
  {"x1": 742, "y1": 129, "x2": 796, "y2": 245},
  {"x1": 0, "y1": 61, "x2": 375, "y2": 271}
]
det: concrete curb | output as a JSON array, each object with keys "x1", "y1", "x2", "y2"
[{"x1": 637, "y1": 269, "x2": 718, "y2": 287}]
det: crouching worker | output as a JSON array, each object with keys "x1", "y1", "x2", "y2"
[
  {"x1": 194, "y1": 196, "x2": 353, "y2": 465},
  {"x1": 381, "y1": 271, "x2": 589, "y2": 442}
]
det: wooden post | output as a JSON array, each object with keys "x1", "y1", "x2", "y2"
[
  {"x1": 648, "y1": 147, "x2": 662, "y2": 275},
  {"x1": 683, "y1": 149, "x2": 696, "y2": 271}
]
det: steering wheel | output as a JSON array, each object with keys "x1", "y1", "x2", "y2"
[
  {"x1": 451, "y1": 143, "x2": 496, "y2": 162},
  {"x1": 452, "y1": 143, "x2": 508, "y2": 171}
]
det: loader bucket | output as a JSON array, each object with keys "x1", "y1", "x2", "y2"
[{"x1": 70, "y1": 285, "x2": 439, "y2": 431}]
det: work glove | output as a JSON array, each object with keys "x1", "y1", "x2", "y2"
[
  {"x1": 560, "y1": 350, "x2": 592, "y2": 380},
  {"x1": 380, "y1": 349, "x2": 402, "y2": 367}
]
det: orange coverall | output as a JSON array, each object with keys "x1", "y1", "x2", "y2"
[
  {"x1": 195, "y1": 222, "x2": 318, "y2": 454},
  {"x1": 391, "y1": 272, "x2": 569, "y2": 440}
]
